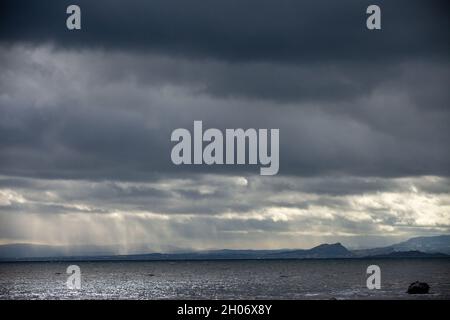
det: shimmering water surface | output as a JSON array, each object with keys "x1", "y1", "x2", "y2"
[{"x1": 1, "y1": 259, "x2": 449, "y2": 299}]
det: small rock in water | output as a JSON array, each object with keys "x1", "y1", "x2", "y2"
[{"x1": 407, "y1": 281, "x2": 430, "y2": 294}]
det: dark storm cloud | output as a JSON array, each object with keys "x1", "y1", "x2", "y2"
[
  {"x1": 0, "y1": 1, "x2": 449, "y2": 251},
  {"x1": 0, "y1": 0, "x2": 449, "y2": 180},
  {"x1": 0, "y1": 46, "x2": 449, "y2": 180},
  {"x1": 1, "y1": 0, "x2": 449, "y2": 108},
  {"x1": 1, "y1": 0, "x2": 449, "y2": 62}
]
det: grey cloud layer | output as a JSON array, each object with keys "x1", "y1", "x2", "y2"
[
  {"x1": 0, "y1": 1, "x2": 449, "y2": 249},
  {"x1": 1, "y1": 1, "x2": 449, "y2": 180},
  {"x1": 1, "y1": 174, "x2": 449, "y2": 249},
  {"x1": 1, "y1": 174, "x2": 448, "y2": 215},
  {"x1": 0, "y1": 46, "x2": 449, "y2": 180}
]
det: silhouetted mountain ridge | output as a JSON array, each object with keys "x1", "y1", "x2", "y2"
[
  {"x1": 265, "y1": 242, "x2": 353, "y2": 259},
  {"x1": 353, "y1": 235, "x2": 450, "y2": 257},
  {"x1": 367, "y1": 250, "x2": 448, "y2": 259},
  {"x1": 0, "y1": 235, "x2": 449, "y2": 261}
]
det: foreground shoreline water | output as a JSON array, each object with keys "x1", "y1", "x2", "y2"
[{"x1": 1, "y1": 258, "x2": 449, "y2": 300}]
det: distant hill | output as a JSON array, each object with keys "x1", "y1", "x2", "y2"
[
  {"x1": 0, "y1": 235, "x2": 449, "y2": 261},
  {"x1": 265, "y1": 243, "x2": 353, "y2": 259},
  {"x1": 353, "y1": 235, "x2": 450, "y2": 257},
  {"x1": 0, "y1": 243, "x2": 187, "y2": 260},
  {"x1": 366, "y1": 250, "x2": 448, "y2": 259},
  {"x1": 0, "y1": 243, "x2": 118, "y2": 259},
  {"x1": 392, "y1": 235, "x2": 450, "y2": 254},
  {"x1": 0, "y1": 242, "x2": 354, "y2": 261}
]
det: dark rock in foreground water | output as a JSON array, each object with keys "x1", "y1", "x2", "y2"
[{"x1": 407, "y1": 281, "x2": 430, "y2": 294}]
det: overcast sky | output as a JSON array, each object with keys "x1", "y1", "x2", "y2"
[{"x1": 0, "y1": 0, "x2": 449, "y2": 252}]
